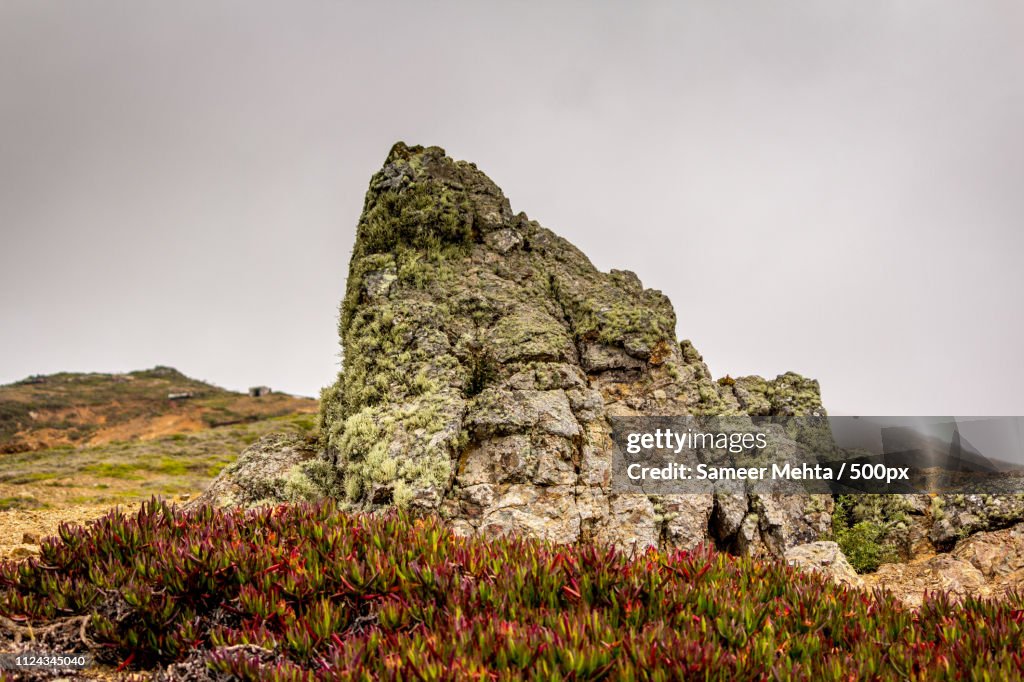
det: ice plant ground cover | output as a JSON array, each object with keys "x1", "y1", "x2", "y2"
[{"x1": 1, "y1": 500, "x2": 1023, "y2": 680}]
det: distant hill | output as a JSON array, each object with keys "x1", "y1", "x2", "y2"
[
  {"x1": 0, "y1": 366, "x2": 317, "y2": 454},
  {"x1": 0, "y1": 368, "x2": 320, "y2": 525}
]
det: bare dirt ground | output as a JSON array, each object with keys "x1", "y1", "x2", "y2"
[
  {"x1": 88, "y1": 413, "x2": 207, "y2": 446},
  {"x1": 0, "y1": 502, "x2": 143, "y2": 561}
]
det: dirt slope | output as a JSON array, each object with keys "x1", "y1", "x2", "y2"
[{"x1": 0, "y1": 367, "x2": 316, "y2": 453}]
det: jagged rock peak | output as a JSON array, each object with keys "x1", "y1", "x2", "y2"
[
  {"x1": 350, "y1": 142, "x2": 518, "y2": 261},
  {"x1": 309, "y1": 142, "x2": 830, "y2": 555}
]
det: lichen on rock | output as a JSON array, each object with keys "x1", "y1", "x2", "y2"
[
  {"x1": 192, "y1": 433, "x2": 329, "y2": 508},
  {"x1": 308, "y1": 142, "x2": 833, "y2": 556},
  {"x1": 181, "y1": 141, "x2": 1024, "y2": 607}
]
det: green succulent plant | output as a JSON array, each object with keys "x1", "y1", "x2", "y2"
[{"x1": 1, "y1": 499, "x2": 1022, "y2": 680}]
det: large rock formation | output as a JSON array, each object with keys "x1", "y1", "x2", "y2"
[
  {"x1": 315, "y1": 142, "x2": 830, "y2": 556},
  {"x1": 190, "y1": 142, "x2": 1024, "y2": 603}
]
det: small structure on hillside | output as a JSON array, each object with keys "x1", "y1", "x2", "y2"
[
  {"x1": 249, "y1": 386, "x2": 273, "y2": 398},
  {"x1": 168, "y1": 391, "x2": 194, "y2": 401}
]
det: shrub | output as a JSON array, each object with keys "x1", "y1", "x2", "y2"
[
  {"x1": 835, "y1": 521, "x2": 897, "y2": 574},
  {"x1": 832, "y1": 496, "x2": 899, "y2": 573},
  {"x1": 1, "y1": 500, "x2": 1022, "y2": 680}
]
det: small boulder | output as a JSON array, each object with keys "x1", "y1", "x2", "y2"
[
  {"x1": 191, "y1": 433, "x2": 321, "y2": 507},
  {"x1": 785, "y1": 541, "x2": 863, "y2": 588},
  {"x1": 951, "y1": 521, "x2": 1024, "y2": 598}
]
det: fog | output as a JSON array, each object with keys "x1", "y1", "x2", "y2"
[{"x1": 2, "y1": 1, "x2": 1022, "y2": 414}]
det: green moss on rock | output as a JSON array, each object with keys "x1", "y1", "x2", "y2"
[
  {"x1": 317, "y1": 141, "x2": 836, "y2": 560},
  {"x1": 358, "y1": 181, "x2": 472, "y2": 256}
]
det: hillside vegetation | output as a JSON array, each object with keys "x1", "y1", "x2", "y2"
[
  {"x1": 0, "y1": 367, "x2": 315, "y2": 454},
  {"x1": 0, "y1": 412, "x2": 317, "y2": 513},
  {"x1": 0, "y1": 368, "x2": 318, "y2": 561}
]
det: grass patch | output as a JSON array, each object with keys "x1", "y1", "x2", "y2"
[
  {"x1": 0, "y1": 496, "x2": 46, "y2": 511},
  {"x1": 83, "y1": 463, "x2": 145, "y2": 480},
  {"x1": 0, "y1": 471, "x2": 58, "y2": 485},
  {"x1": 0, "y1": 408, "x2": 319, "y2": 507}
]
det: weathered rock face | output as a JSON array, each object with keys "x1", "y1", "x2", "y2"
[
  {"x1": 835, "y1": 492, "x2": 1024, "y2": 563},
  {"x1": 318, "y1": 143, "x2": 830, "y2": 555},
  {"x1": 929, "y1": 494, "x2": 1024, "y2": 548},
  {"x1": 862, "y1": 521, "x2": 1024, "y2": 607}
]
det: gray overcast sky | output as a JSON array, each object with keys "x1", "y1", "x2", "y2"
[{"x1": 2, "y1": 1, "x2": 1022, "y2": 415}]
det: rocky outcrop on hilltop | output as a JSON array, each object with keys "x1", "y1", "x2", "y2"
[
  {"x1": 189, "y1": 142, "x2": 1024, "y2": 604},
  {"x1": 312, "y1": 142, "x2": 831, "y2": 557}
]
